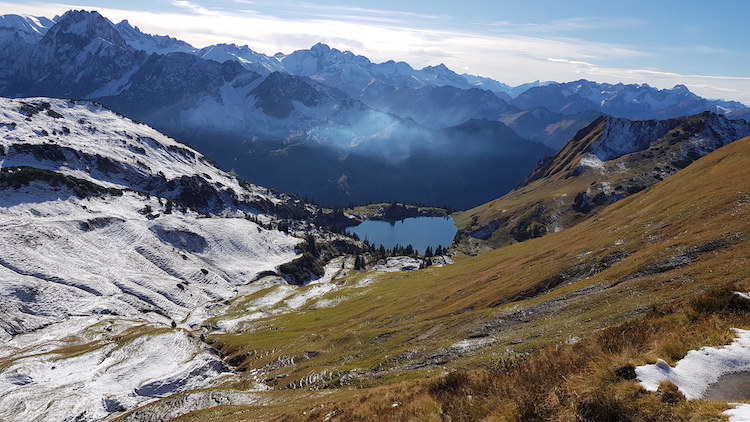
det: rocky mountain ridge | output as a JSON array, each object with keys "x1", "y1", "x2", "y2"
[{"x1": 455, "y1": 111, "x2": 750, "y2": 252}]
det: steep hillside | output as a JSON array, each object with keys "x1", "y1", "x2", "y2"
[
  {"x1": 112, "y1": 132, "x2": 750, "y2": 421},
  {"x1": 499, "y1": 106, "x2": 603, "y2": 149},
  {"x1": 0, "y1": 96, "x2": 319, "y2": 323},
  {"x1": 0, "y1": 97, "x2": 361, "y2": 421},
  {"x1": 454, "y1": 112, "x2": 750, "y2": 252}
]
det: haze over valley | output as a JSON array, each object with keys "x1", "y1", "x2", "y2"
[{"x1": 1, "y1": 4, "x2": 750, "y2": 422}]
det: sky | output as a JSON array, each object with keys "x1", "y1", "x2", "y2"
[{"x1": 1, "y1": 0, "x2": 749, "y2": 104}]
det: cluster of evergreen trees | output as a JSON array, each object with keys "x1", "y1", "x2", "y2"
[
  {"x1": 351, "y1": 242, "x2": 446, "y2": 272},
  {"x1": 359, "y1": 240, "x2": 446, "y2": 259}
]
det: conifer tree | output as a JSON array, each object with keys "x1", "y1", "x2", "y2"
[{"x1": 354, "y1": 254, "x2": 365, "y2": 270}]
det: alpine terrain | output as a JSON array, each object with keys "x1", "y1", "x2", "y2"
[
  {"x1": 0, "y1": 97, "x2": 364, "y2": 421},
  {"x1": 2, "y1": 6, "x2": 750, "y2": 422},
  {"x1": 454, "y1": 111, "x2": 750, "y2": 252}
]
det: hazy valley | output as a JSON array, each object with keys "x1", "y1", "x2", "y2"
[{"x1": 1, "y1": 8, "x2": 750, "y2": 422}]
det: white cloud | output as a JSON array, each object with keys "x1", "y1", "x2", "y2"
[{"x1": 170, "y1": 0, "x2": 219, "y2": 16}]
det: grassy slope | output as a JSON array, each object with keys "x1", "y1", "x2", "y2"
[{"x1": 127, "y1": 135, "x2": 750, "y2": 421}]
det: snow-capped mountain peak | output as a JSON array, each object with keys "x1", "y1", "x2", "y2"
[
  {"x1": 511, "y1": 79, "x2": 748, "y2": 120},
  {"x1": 115, "y1": 19, "x2": 196, "y2": 55},
  {"x1": 43, "y1": 10, "x2": 127, "y2": 49},
  {"x1": 0, "y1": 14, "x2": 55, "y2": 44},
  {"x1": 670, "y1": 84, "x2": 690, "y2": 94},
  {"x1": 196, "y1": 43, "x2": 284, "y2": 74}
]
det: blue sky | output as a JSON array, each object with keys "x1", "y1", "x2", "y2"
[{"x1": 2, "y1": 0, "x2": 749, "y2": 103}]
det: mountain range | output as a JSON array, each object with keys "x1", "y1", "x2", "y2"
[
  {"x1": 1, "y1": 9, "x2": 747, "y2": 209},
  {"x1": 4, "y1": 10, "x2": 750, "y2": 421}
]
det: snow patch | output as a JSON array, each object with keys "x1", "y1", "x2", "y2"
[
  {"x1": 636, "y1": 328, "x2": 750, "y2": 410},
  {"x1": 0, "y1": 317, "x2": 227, "y2": 422},
  {"x1": 726, "y1": 404, "x2": 750, "y2": 422},
  {"x1": 372, "y1": 256, "x2": 422, "y2": 272},
  {"x1": 579, "y1": 153, "x2": 605, "y2": 170}
]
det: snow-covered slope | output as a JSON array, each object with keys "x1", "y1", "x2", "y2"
[
  {"x1": 0, "y1": 14, "x2": 55, "y2": 45},
  {"x1": 0, "y1": 97, "x2": 315, "y2": 421},
  {"x1": 0, "y1": 316, "x2": 232, "y2": 422},
  {"x1": 0, "y1": 97, "x2": 301, "y2": 212},
  {"x1": 0, "y1": 96, "x2": 312, "y2": 334}
]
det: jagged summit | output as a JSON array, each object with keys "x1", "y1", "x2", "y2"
[
  {"x1": 115, "y1": 18, "x2": 196, "y2": 55},
  {"x1": 42, "y1": 10, "x2": 127, "y2": 49},
  {"x1": 196, "y1": 43, "x2": 284, "y2": 74}
]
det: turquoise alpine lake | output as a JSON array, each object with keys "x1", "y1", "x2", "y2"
[{"x1": 346, "y1": 217, "x2": 457, "y2": 253}]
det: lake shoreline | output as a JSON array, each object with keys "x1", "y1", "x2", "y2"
[
  {"x1": 346, "y1": 216, "x2": 457, "y2": 254},
  {"x1": 315, "y1": 202, "x2": 451, "y2": 231}
]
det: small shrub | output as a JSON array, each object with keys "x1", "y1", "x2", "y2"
[
  {"x1": 658, "y1": 380, "x2": 685, "y2": 405},
  {"x1": 577, "y1": 389, "x2": 628, "y2": 422},
  {"x1": 627, "y1": 185, "x2": 647, "y2": 194},
  {"x1": 427, "y1": 371, "x2": 470, "y2": 397},
  {"x1": 614, "y1": 364, "x2": 637, "y2": 381},
  {"x1": 691, "y1": 284, "x2": 750, "y2": 315}
]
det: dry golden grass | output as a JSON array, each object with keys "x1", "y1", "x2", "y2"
[
  {"x1": 161, "y1": 135, "x2": 750, "y2": 421},
  {"x1": 169, "y1": 309, "x2": 742, "y2": 422},
  {"x1": 218, "y1": 291, "x2": 747, "y2": 422}
]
